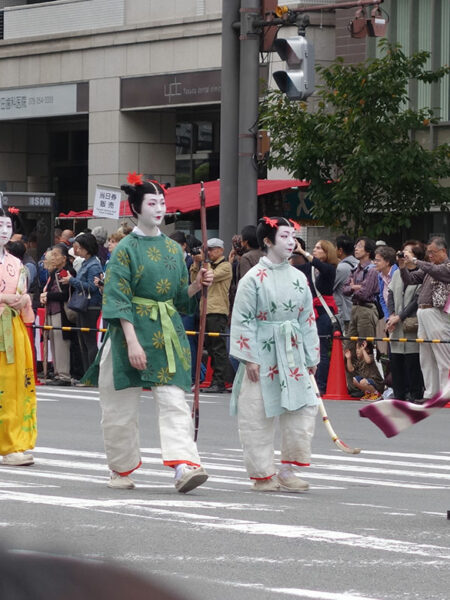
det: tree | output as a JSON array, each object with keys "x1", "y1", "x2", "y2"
[{"x1": 259, "y1": 41, "x2": 450, "y2": 237}]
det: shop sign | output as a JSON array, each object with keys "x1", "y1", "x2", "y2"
[
  {"x1": 121, "y1": 66, "x2": 269, "y2": 110},
  {"x1": 121, "y1": 70, "x2": 221, "y2": 109},
  {"x1": 0, "y1": 84, "x2": 78, "y2": 120},
  {"x1": 1, "y1": 193, "x2": 54, "y2": 209},
  {"x1": 93, "y1": 185, "x2": 122, "y2": 220}
]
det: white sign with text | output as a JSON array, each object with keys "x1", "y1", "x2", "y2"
[
  {"x1": 0, "y1": 84, "x2": 78, "y2": 120},
  {"x1": 93, "y1": 185, "x2": 122, "y2": 220}
]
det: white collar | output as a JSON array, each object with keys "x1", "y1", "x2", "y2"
[{"x1": 132, "y1": 225, "x2": 161, "y2": 237}]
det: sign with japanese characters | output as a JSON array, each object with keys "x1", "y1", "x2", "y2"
[
  {"x1": 0, "y1": 84, "x2": 78, "y2": 120},
  {"x1": 93, "y1": 185, "x2": 122, "y2": 220}
]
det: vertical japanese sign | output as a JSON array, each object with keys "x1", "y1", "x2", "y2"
[{"x1": 93, "y1": 185, "x2": 122, "y2": 220}]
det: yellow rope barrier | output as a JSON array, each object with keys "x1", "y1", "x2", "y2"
[
  {"x1": 345, "y1": 336, "x2": 449, "y2": 344},
  {"x1": 28, "y1": 325, "x2": 450, "y2": 343}
]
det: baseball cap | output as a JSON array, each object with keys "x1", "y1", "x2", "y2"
[{"x1": 207, "y1": 238, "x2": 224, "y2": 249}]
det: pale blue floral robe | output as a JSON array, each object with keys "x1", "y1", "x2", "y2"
[{"x1": 230, "y1": 257, "x2": 320, "y2": 417}]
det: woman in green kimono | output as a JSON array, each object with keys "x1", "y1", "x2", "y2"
[
  {"x1": 94, "y1": 173, "x2": 212, "y2": 492},
  {"x1": 230, "y1": 217, "x2": 320, "y2": 492}
]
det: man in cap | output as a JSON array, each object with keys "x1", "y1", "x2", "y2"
[{"x1": 190, "y1": 237, "x2": 233, "y2": 393}]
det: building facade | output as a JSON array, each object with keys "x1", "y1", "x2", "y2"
[{"x1": 0, "y1": 0, "x2": 448, "y2": 249}]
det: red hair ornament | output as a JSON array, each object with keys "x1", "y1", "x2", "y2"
[
  {"x1": 289, "y1": 219, "x2": 301, "y2": 231},
  {"x1": 262, "y1": 216, "x2": 279, "y2": 229},
  {"x1": 127, "y1": 171, "x2": 144, "y2": 186},
  {"x1": 8, "y1": 207, "x2": 20, "y2": 215}
]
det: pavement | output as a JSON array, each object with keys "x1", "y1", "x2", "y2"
[{"x1": 1, "y1": 385, "x2": 449, "y2": 600}]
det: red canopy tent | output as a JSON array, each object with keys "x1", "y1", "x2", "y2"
[{"x1": 58, "y1": 179, "x2": 309, "y2": 219}]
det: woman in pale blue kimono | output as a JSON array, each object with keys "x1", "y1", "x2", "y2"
[{"x1": 230, "y1": 217, "x2": 320, "y2": 492}]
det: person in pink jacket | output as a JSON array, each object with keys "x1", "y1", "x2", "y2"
[{"x1": 0, "y1": 197, "x2": 37, "y2": 467}]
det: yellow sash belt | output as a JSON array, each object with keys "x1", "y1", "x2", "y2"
[
  {"x1": 0, "y1": 306, "x2": 18, "y2": 364},
  {"x1": 131, "y1": 296, "x2": 189, "y2": 374}
]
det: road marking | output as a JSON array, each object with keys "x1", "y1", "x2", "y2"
[
  {"x1": 312, "y1": 453, "x2": 450, "y2": 471},
  {"x1": 36, "y1": 387, "x2": 218, "y2": 404},
  {"x1": 2, "y1": 488, "x2": 449, "y2": 562},
  {"x1": 2, "y1": 446, "x2": 448, "y2": 491},
  {"x1": 268, "y1": 588, "x2": 382, "y2": 600}
]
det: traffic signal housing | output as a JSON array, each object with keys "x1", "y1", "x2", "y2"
[{"x1": 273, "y1": 36, "x2": 315, "y2": 100}]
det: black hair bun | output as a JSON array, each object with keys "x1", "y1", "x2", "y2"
[{"x1": 120, "y1": 184, "x2": 134, "y2": 195}]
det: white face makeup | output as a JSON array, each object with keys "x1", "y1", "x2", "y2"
[
  {"x1": 0, "y1": 216, "x2": 13, "y2": 249},
  {"x1": 266, "y1": 225, "x2": 296, "y2": 263},
  {"x1": 138, "y1": 193, "x2": 166, "y2": 233}
]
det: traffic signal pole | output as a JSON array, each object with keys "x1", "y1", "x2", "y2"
[
  {"x1": 219, "y1": 0, "x2": 261, "y2": 247},
  {"x1": 219, "y1": 0, "x2": 240, "y2": 248},
  {"x1": 218, "y1": 0, "x2": 384, "y2": 246}
]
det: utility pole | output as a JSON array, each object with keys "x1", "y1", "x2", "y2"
[
  {"x1": 236, "y1": 0, "x2": 261, "y2": 234},
  {"x1": 219, "y1": 0, "x2": 240, "y2": 247}
]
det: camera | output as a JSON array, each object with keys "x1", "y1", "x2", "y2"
[
  {"x1": 396, "y1": 251, "x2": 404, "y2": 259},
  {"x1": 191, "y1": 246, "x2": 202, "y2": 256}
]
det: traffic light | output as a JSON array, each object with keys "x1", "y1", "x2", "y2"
[{"x1": 273, "y1": 36, "x2": 315, "y2": 100}]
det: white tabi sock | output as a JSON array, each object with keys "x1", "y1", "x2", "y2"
[{"x1": 278, "y1": 464, "x2": 295, "y2": 477}]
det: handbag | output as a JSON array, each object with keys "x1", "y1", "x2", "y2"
[
  {"x1": 67, "y1": 286, "x2": 90, "y2": 313},
  {"x1": 402, "y1": 316, "x2": 418, "y2": 333},
  {"x1": 55, "y1": 273, "x2": 77, "y2": 323},
  {"x1": 64, "y1": 299, "x2": 78, "y2": 323},
  {"x1": 311, "y1": 269, "x2": 342, "y2": 334},
  {"x1": 374, "y1": 298, "x2": 385, "y2": 320}
]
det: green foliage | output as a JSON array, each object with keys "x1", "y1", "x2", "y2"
[{"x1": 259, "y1": 40, "x2": 450, "y2": 237}]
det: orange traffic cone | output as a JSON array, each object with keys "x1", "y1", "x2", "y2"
[{"x1": 322, "y1": 331, "x2": 353, "y2": 401}]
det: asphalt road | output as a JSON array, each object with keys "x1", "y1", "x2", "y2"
[{"x1": 1, "y1": 386, "x2": 449, "y2": 600}]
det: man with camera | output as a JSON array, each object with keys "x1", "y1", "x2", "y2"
[
  {"x1": 399, "y1": 237, "x2": 450, "y2": 399},
  {"x1": 343, "y1": 237, "x2": 380, "y2": 348},
  {"x1": 190, "y1": 238, "x2": 233, "y2": 393}
]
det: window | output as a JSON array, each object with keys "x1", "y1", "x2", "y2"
[{"x1": 175, "y1": 116, "x2": 219, "y2": 186}]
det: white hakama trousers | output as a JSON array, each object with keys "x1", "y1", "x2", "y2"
[
  {"x1": 237, "y1": 372, "x2": 318, "y2": 479},
  {"x1": 99, "y1": 338, "x2": 201, "y2": 475},
  {"x1": 418, "y1": 308, "x2": 450, "y2": 398}
]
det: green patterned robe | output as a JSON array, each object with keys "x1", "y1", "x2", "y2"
[
  {"x1": 230, "y1": 257, "x2": 320, "y2": 417},
  {"x1": 85, "y1": 232, "x2": 196, "y2": 392}
]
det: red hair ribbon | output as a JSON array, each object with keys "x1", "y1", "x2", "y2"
[
  {"x1": 289, "y1": 219, "x2": 301, "y2": 231},
  {"x1": 8, "y1": 206, "x2": 20, "y2": 214},
  {"x1": 263, "y1": 216, "x2": 278, "y2": 228},
  {"x1": 127, "y1": 171, "x2": 144, "y2": 186}
]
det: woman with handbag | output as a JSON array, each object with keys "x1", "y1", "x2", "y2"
[
  {"x1": 295, "y1": 240, "x2": 339, "y2": 395},
  {"x1": 385, "y1": 241, "x2": 426, "y2": 402},
  {"x1": 40, "y1": 244, "x2": 76, "y2": 386},
  {"x1": 59, "y1": 233, "x2": 103, "y2": 376}
]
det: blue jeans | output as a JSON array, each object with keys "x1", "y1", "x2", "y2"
[{"x1": 315, "y1": 311, "x2": 333, "y2": 394}]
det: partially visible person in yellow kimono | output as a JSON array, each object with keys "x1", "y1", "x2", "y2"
[{"x1": 0, "y1": 199, "x2": 37, "y2": 466}]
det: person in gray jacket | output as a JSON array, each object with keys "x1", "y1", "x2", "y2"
[
  {"x1": 386, "y1": 240, "x2": 425, "y2": 402},
  {"x1": 399, "y1": 237, "x2": 450, "y2": 399},
  {"x1": 333, "y1": 236, "x2": 358, "y2": 333}
]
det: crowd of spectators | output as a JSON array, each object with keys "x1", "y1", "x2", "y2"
[
  {"x1": 177, "y1": 229, "x2": 449, "y2": 403},
  {"x1": 6, "y1": 222, "x2": 132, "y2": 385},
  {"x1": 6, "y1": 217, "x2": 449, "y2": 400}
]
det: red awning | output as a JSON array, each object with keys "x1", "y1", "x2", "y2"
[{"x1": 58, "y1": 179, "x2": 309, "y2": 219}]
